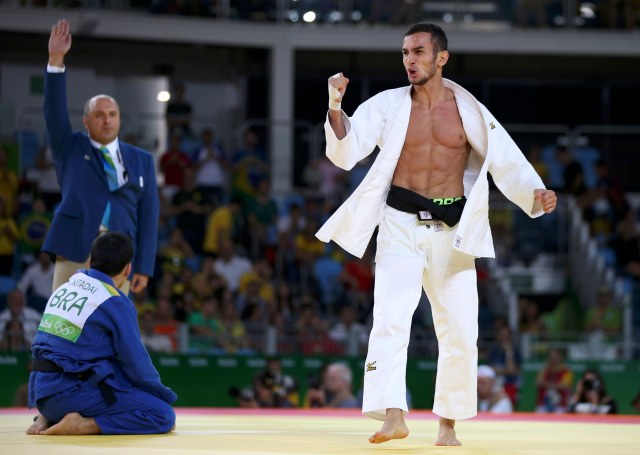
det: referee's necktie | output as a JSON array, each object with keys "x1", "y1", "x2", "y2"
[{"x1": 100, "y1": 145, "x2": 118, "y2": 228}]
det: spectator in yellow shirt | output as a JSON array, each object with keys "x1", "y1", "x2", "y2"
[
  {"x1": 294, "y1": 219, "x2": 326, "y2": 266},
  {"x1": 238, "y1": 259, "x2": 275, "y2": 304},
  {"x1": 203, "y1": 197, "x2": 242, "y2": 257},
  {"x1": 0, "y1": 147, "x2": 18, "y2": 217},
  {"x1": 0, "y1": 196, "x2": 19, "y2": 275}
]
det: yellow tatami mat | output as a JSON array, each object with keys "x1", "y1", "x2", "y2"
[{"x1": 2, "y1": 408, "x2": 639, "y2": 455}]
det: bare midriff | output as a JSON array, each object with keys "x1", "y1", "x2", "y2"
[{"x1": 392, "y1": 87, "x2": 470, "y2": 199}]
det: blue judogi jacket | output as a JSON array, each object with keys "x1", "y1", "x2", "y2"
[{"x1": 28, "y1": 269, "x2": 177, "y2": 407}]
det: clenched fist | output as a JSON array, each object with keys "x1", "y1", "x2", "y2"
[
  {"x1": 328, "y1": 72, "x2": 349, "y2": 111},
  {"x1": 534, "y1": 189, "x2": 557, "y2": 214}
]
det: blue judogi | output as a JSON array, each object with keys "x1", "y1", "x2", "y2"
[{"x1": 29, "y1": 269, "x2": 177, "y2": 434}]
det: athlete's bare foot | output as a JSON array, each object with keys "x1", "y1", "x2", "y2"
[
  {"x1": 42, "y1": 412, "x2": 101, "y2": 435},
  {"x1": 26, "y1": 413, "x2": 50, "y2": 435},
  {"x1": 368, "y1": 408, "x2": 409, "y2": 444},
  {"x1": 435, "y1": 417, "x2": 461, "y2": 446}
]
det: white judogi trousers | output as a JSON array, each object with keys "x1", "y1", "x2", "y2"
[{"x1": 363, "y1": 205, "x2": 478, "y2": 421}]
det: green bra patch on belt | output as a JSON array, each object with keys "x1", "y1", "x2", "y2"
[{"x1": 431, "y1": 197, "x2": 463, "y2": 206}]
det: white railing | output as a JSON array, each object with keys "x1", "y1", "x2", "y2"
[{"x1": 567, "y1": 195, "x2": 634, "y2": 360}]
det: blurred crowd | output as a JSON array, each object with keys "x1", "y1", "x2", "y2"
[
  {"x1": 520, "y1": 141, "x2": 639, "y2": 334},
  {"x1": 225, "y1": 348, "x2": 640, "y2": 413},
  {"x1": 1, "y1": 85, "x2": 639, "y2": 413},
  {"x1": 0, "y1": 118, "x2": 378, "y2": 360},
  {"x1": 2, "y1": 120, "x2": 639, "y2": 343}
]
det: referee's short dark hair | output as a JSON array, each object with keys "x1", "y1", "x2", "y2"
[{"x1": 90, "y1": 232, "x2": 134, "y2": 277}]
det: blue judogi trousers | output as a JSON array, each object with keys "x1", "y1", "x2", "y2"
[{"x1": 37, "y1": 380, "x2": 175, "y2": 435}]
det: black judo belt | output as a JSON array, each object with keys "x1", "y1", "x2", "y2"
[
  {"x1": 386, "y1": 185, "x2": 466, "y2": 227},
  {"x1": 32, "y1": 359, "x2": 116, "y2": 405}
]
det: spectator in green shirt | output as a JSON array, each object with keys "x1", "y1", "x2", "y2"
[{"x1": 585, "y1": 286, "x2": 622, "y2": 335}]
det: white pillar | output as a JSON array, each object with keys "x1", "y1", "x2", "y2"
[{"x1": 269, "y1": 40, "x2": 294, "y2": 195}]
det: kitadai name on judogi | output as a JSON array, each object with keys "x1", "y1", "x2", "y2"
[{"x1": 69, "y1": 278, "x2": 98, "y2": 294}]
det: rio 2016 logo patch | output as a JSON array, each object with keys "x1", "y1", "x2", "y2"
[{"x1": 38, "y1": 313, "x2": 81, "y2": 342}]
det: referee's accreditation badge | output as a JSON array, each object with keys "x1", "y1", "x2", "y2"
[{"x1": 38, "y1": 273, "x2": 119, "y2": 342}]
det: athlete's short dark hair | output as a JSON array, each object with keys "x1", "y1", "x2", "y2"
[
  {"x1": 405, "y1": 22, "x2": 448, "y2": 55},
  {"x1": 90, "y1": 232, "x2": 134, "y2": 277}
]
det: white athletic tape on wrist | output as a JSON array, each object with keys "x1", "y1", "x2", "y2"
[{"x1": 328, "y1": 73, "x2": 341, "y2": 111}]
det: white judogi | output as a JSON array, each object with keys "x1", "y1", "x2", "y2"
[{"x1": 316, "y1": 79, "x2": 546, "y2": 421}]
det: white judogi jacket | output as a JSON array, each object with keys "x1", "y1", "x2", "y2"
[{"x1": 316, "y1": 78, "x2": 546, "y2": 259}]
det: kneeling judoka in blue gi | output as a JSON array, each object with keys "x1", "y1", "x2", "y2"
[{"x1": 26, "y1": 232, "x2": 177, "y2": 435}]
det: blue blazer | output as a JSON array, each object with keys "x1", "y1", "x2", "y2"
[{"x1": 41, "y1": 71, "x2": 159, "y2": 277}]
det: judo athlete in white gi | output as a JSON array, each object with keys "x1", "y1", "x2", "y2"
[
  {"x1": 317, "y1": 23, "x2": 557, "y2": 446},
  {"x1": 27, "y1": 233, "x2": 177, "y2": 435}
]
